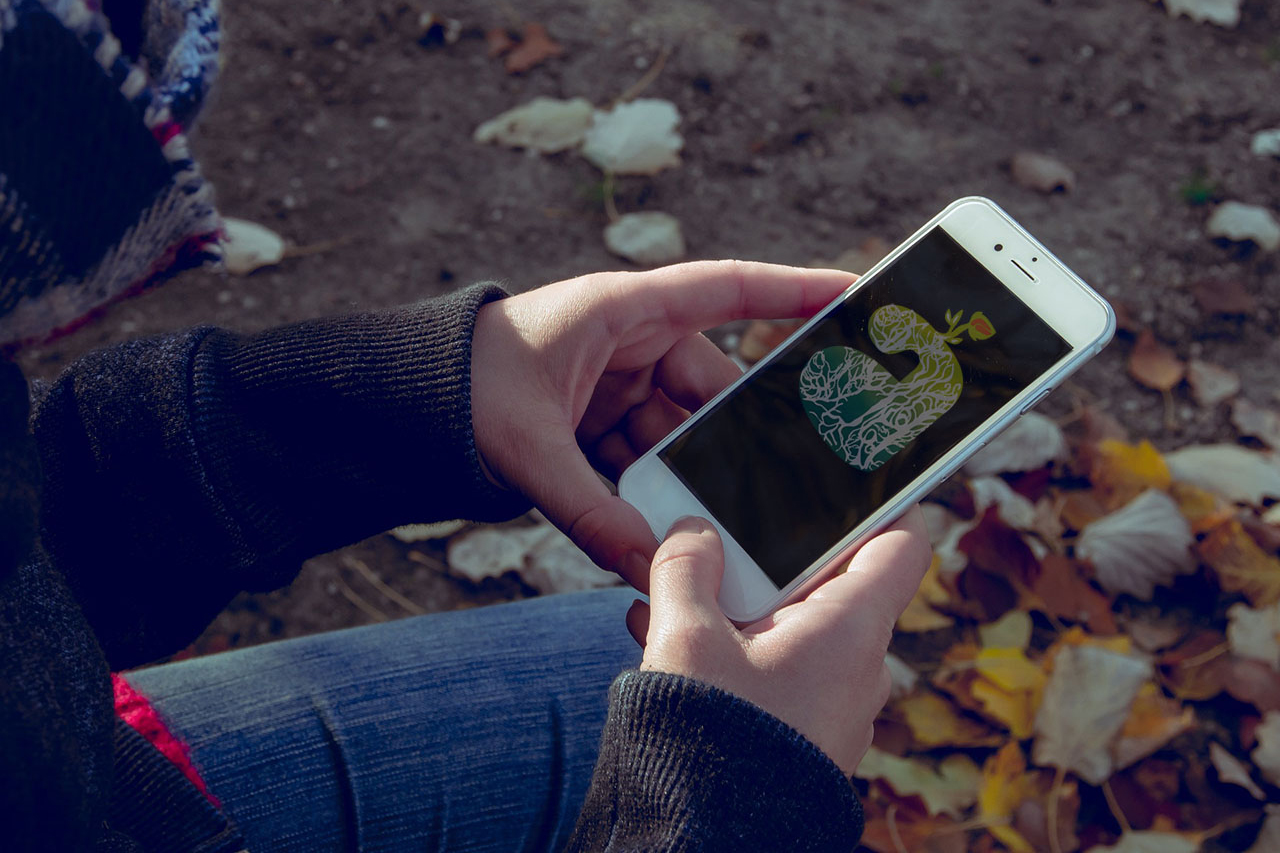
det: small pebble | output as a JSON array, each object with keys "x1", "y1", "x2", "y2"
[{"x1": 371, "y1": 115, "x2": 391, "y2": 130}]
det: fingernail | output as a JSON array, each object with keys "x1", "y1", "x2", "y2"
[{"x1": 667, "y1": 515, "x2": 711, "y2": 537}]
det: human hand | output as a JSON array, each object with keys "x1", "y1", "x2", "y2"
[
  {"x1": 632, "y1": 508, "x2": 932, "y2": 776},
  {"x1": 470, "y1": 261, "x2": 854, "y2": 590}
]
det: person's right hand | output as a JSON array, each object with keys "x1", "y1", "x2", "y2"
[{"x1": 632, "y1": 508, "x2": 932, "y2": 776}]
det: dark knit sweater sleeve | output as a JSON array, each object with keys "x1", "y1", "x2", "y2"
[
  {"x1": 566, "y1": 670, "x2": 864, "y2": 852},
  {"x1": 32, "y1": 283, "x2": 530, "y2": 667}
]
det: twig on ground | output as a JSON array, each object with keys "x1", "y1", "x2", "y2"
[
  {"x1": 343, "y1": 556, "x2": 426, "y2": 616},
  {"x1": 334, "y1": 573, "x2": 389, "y2": 623},
  {"x1": 1101, "y1": 778, "x2": 1132, "y2": 836},
  {"x1": 612, "y1": 45, "x2": 673, "y2": 107}
]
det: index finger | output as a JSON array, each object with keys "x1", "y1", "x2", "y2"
[{"x1": 614, "y1": 260, "x2": 855, "y2": 336}]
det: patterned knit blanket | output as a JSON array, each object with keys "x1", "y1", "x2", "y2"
[{"x1": 0, "y1": 0, "x2": 222, "y2": 349}]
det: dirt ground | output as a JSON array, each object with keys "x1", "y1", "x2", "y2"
[{"x1": 17, "y1": 0, "x2": 1280, "y2": 651}]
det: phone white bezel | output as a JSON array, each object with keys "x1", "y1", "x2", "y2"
[{"x1": 619, "y1": 196, "x2": 1116, "y2": 623}]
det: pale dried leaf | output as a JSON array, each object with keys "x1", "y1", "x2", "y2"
[
  {"x1": 582, "y1": 99, "x2": 683, "y2": 175},
  {"x1": 1252, "y1": 711, "x2": 1280, "y2": 784},
  {"x1": 854, "y1": 747, "x2": 982, "y2": 818},
  {"x1": 1186, "y1": 360, "x2": 1240, "y2": 407},
  {"x1": 1207, "y1": 201, "x2": 1280, "y2": 251},
  {"x1": 1209, "y1": 742, "x2": 1266, "y2": 800},
  {"x1": 964, "y1": 411, "x2": 1068, "y2": 476},
  {"x1": 968, "y1": 476, "x2": 1038, "y2": 530},
  {"x1": 1011, "y1": 151, "x2": 1076, "y2": 193},
  {"x1": 1085, "y1": 832, "x2": 1199, "y2": 853},
  {"x1": 1164, "y1": 0, "x2": 1242, "y2": 27},
  {"x1": 446, "y1": 525, "x2": 619, "y2": 592},
  {"x1": 921, "y1": 504, "x2": 973, "y2": 575},
  {"x1": 979, "y1": 610, "x2": 1033, "y2": 650},
  {"x1": 1166, "y1": 444, "x2": 1280, "y2": 505},
  {"x1": 1076, "y1": 489, "x2": 1196, "y2": 599},
  {"x1": 603, "y1": 212, "x2": 686, "y2": 265},
  {"x1": 1232, "y1": 398, "x2": 1280, "y2": 449},
  {"x1": 885, "y1": 652, "x2": 919, "y2": 700},
  {"x1": 1032, "y1": 643, "x2": 1151, "y2": 784},
  {"x1": 473, "y1": 97, "x2": 594, "y2": 153},
  {"x1": 1245, "y1": 806, "x2": 1280, "y2": 853},
  {"x1": 221, "y1": 217, "x2": 285, "y2": 275},
  {"x1": 1227, "y1": 600, "x2": 1280, "y2": 670},
  {"x1": 391, "y1": 520, "x2": 468, "y2": 542},
  {"x1": 1253, "y1": 129, "x2": 1280, "y2": 159}
]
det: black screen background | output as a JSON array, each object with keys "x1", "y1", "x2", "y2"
[{"x1": 659, "y1": 228, "x2": 1071, "y2": 588}]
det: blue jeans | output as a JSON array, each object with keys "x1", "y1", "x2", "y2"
[{"x1": 126, "y1": 588, "x2": 643, "y2": 853}]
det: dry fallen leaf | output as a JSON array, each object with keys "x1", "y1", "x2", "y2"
[
  {"x1": 1199, "y1": 519, "x2": 1280, "y2": 606},
  {"x1": 1158, "y1": 630, "x2": 1230, "y2": 702},
  {"x1": 897, "y1": 555, "x2": 956, "y2": 632},
  {"x1": 1165, "y1": 444, "x2": 1280, "y2": 505},
  {"x1": 391, "y1": 520, "x2": 469, "y2": 542},
  {"x1": 1163, "y1": 0, "x2": 1243, "y2": 27},
  {"x1": 473, "y1": 97, "x2": 595, "y2": 153},
  {"x1": 896, "y1": 690, "x2": 1004, "y2": 748},
  {"x1": 1127, "y1": 330, "x2": 1184, "y2": 392},
  {"x1": 1251, "y1": 711, "x2": 1280, "y2": 784},
  {"x1": 503, "y1": 22, "x2": 564, "y2": 74},
  {"x1": 737, "y1": 319, "x2": 804, "y2": 364},
  {"x1": 1010, "y1": 151, "x2": 1076, "y2": 193},
  {"x1": 1232, "y1": 398, "x2": 1280, "y2": 449},
  {"x1": 1033, "y1": 642, "x2": 1151, "y2": 785},
  {"x1": 978, "y1": 743, "x2": 1040, "y2": 853},
  {"x1": 484, "y1": 27, "x2": 515, "y2": 57},
  {"x1": 968, "y1": 476, "x2": 1038, "y2": 530},
  {"x1": 1076, "y1": 489, "x2": 1196, "y2": 600},
  {"x1": 1206, "y1": 200, "x2": 1280, "y2": 252},
  {"x1": 1029, "y1": 554, "x2": 1119, "y2": 635},
  {"x1": 221, "y1": 217, "x2": 285, "y2": 275},
  {"x1": 1208, "y1": 741, "x2": 1266, "y2": 800},
  {"x1": 1192, "y1": 278, "x2": 1256, "y2": 316},
  {"x1": 855, "y1": 747, "x2": 983, "y2": 818},
  {"x1": 446, "y1": 524, "x2": 620, "y2": 592},
  {"x1": 964, "y1": 411, "x2": 1067, "y2": 477},
  {"x1": 972, "y1": 648, "x2": 1047, "y2": 738},
  {"x1": 1085, "y1": 831, "x2": 1199, "y2": 853},
  {"x1": 603, "y1": 212, "x2": 686, "y2": 266},
  {"x1": 1224, "y1": 657, "x2": 1280, "y2": 713},
  {"x1": 1110, "y1": 682, "x2": 1196, "y2": 771},
  {"x1": 582, "y1": 99, "x2": 683, "y2": 175},
  {"x1": 1186, "y1": 359, "x2": 1241, "y2": 407},
  {"x1": 1227, "y1": 599, "x2": 1280, "y2": 670},
  {"x1": 886, "y1": 652, "x2": 920, "y2": 700},
  {"x1": 1088, "y1": 439, "x2": 1172, "y2": 509},
  {"x1": 979, "y1": 610, "x2": 1033, "y2": 651},
  {"x1": 1245, "y1": 806, "x2": 1280, "y2": 853}
]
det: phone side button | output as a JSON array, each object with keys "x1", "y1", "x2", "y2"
[{"x1": 1019, "y1": 388, "x2": 1052, "y2": 415}]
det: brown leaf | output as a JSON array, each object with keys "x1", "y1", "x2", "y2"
[
  {"x1": 1193, "y1": 277, "x2": 1256, "y2": 316},
  {"x1": 1224, "y1": 656, "x2": 1280, "y2": 713},
  {"x1": 958, "y1": 507, "x2": 1041, "y2": 587},
  {"x1": 1029, "y1": 554, "x2": 1118, "y2": 634},
  {"x1": 1127, "y1": 330, "x2": 1185, "y2": 392},
  {"x1": 1112, "y1": 300, "x2": 1144, "y2": 335},
  {"x1": 485, "y1": 27, "x2": 515, "y2": 57},
  {"x1": 1013, "y1": 785, "x2": 1081, "y2": 853},
  {"x1": 1079, "y1": 405, "x2": 1131, "y2": 445},
  {"x1": 1158, "y1": 630, "x2": 1230, "y2": 701},
  {"x1": 1232, "y1": 398, "x2": 1280, "y2": 449},
  {"x1": 1186, "y1": 359, "x2": 1241, "y2": 408},
  {"x1": 504, "y1": 23, "x2": 564, "y2": 74},
  {"x1": 737, "y1": 318, "x2": 803, "y2": 364},
  {"x1": 1199, "y1": 519, "x2": 1280, "y2": 606},
  {"x1": 895, "y1": 690, "x2": 1005, "y2": 749}
]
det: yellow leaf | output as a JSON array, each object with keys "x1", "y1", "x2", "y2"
[
  {"x1": 1111, "y1": 682, "x2": 1196, "y2": 770},
  {"x1": 1091, "y1": 439, "x2": 1172, "y2": 508},
  {"x1": 1168, "y1": 481, "x2": 1230, "y2": 532},
  {"x1": 1199, "y1": 519, "x2": 1280, "y2": 606},
  {"x1": 898, "y1": 557, "x2": 955, "y2": 632},
  {"x1": 979, "y1": 611, "x2": 1033, "y2": 650},
  {"x1": 979, "y1": 743, "x2": 1038, "y2": 853},
  {"x1": 854, "y1": 747, "x2": 982, "y2": 818},
  {"x1": 972, "y1": 677, "x2": 1040, "y2": 739},
  {"x1": 976, "y1": 648, "x2": 1048, "y2": 693},
  {"x1": 896, "y1": 691, "x2": 1004, "y2": 748}
]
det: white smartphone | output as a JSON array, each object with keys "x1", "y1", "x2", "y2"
[{"x1": 619, "y1": 197, "x2": 1116, "y2": 622}]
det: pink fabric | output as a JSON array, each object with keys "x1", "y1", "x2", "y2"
[{"x1": 112, "y1": 672, "x2": 220, "y2": 806}]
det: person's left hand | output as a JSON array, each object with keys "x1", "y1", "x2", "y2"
[{"x1": 470, "y1": 260, "x2": 854, "y2": 591}]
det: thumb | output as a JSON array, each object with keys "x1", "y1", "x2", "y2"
[{"x1": 648, "y1": 516, "x2": 725, "y2": 628}]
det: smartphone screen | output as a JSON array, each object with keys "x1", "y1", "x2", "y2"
[{"x1": 659, "y1": 227, "x2": 1071, "y2": 590}]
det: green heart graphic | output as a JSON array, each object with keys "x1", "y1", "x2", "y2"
[{"x1": 799, "y1": 304, "x2": 964, "y2": 471}]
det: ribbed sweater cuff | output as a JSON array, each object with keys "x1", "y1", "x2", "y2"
[
  {"x1": 569, "y1": 670, "x2": 863, "y2": 852},
  {"x1": 190, "y1": 283, "x2": 532, "y2": 574}
]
